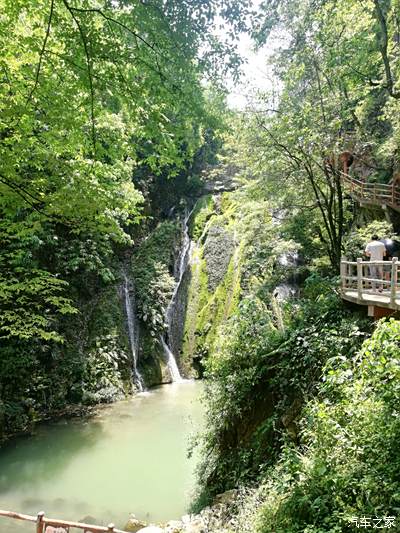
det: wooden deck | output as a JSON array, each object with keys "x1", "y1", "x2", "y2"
[
  {"x1": 341, "y1": 258, "x2": 400, "y2": 315},
  {"x1": 342, "y1": 289, "x2": 400, "y2": 309}
]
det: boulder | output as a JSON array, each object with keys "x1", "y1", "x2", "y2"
[
  {"x1": 181, "y1": 519, "x2": 204, "y2": 533},
  {"x1": 164, "y1": 520, "x2": 183, "y2": 532},
  {"x1": 179, "y1": 516, "x2": 205, "y2": 533},
  {"x1": 213, "y1": 489, "x2": 238, "y2": 505},
  {"x1": 125, "y1": 515, "x2": 148, "y2": 533}
]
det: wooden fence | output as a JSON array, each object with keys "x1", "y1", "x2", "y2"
[
  {"x1": 340, "y1": 172, "x2": 400, "y2": 210},
  {"x1": 0, "y1": 510, "x2": 127, "y2": 533},
  {"x1": 340, "y1": 257, "x2": 400, "y2": 309}
]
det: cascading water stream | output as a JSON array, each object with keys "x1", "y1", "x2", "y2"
[
  {"x1": 161, "y1": 208, "x2": 193, "y2": 382},
  {"x1": 160, "y1": 337, "x2": 182, "y2": 382},
  {"x1": 273, "y1": 251, "x2": 300, "y2": 301},
  {"x1": 123, "y1": 273, "x2": 145, "y2": 392}
]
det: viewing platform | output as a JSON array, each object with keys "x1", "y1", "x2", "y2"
[
  {"x1": 341, "y1": 258, "x2": 400, "y2": 317},
  {"x1": 340, "y1": 172, "x2": 400, "y2": 212}
]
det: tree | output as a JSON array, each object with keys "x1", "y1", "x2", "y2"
[
  {"x1": 0, "y1": 0, "x2": 250, "y2": 340},
  {"x1": 245, "y1": 0, "x2": 400, "y2": 271}
]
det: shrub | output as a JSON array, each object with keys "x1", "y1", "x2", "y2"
[
  {"x1": 195, "y1": 289, "x2": 370, "y2": 501},
  {"x1": 132, "y1": 221, "x2": 179, "y2": 336},
  {"x1": 255, "y1": 318, "x2": 400, "y2": 532}
]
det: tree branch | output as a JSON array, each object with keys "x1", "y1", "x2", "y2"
[
  {"x1": 62, "y1": 0, "x2": 96, "y2": 155},
  {"x1": 65, "y1": 5, "x2": 158, "y2": 55},
  {"x1": 0, "y1": 175, "x2": 51, "y2": 218},
  {"x1": 26, "y1": 0, "x2": 55, "y2": 105}
]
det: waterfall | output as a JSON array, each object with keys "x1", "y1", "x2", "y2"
[
  {"x1": 273, "y1": 251, "x2": 301, "y2": 301},
  {"x1": 161, "y1": 208, "x2": 193, "y2": 382},
  {"x1": 160, "y1": 336, "x2": 183, "y2": 382},
  {"x1": 167, "y1": 210, "x2": 192, "y2": 327},
  {"x1": 123, "y1": 273, "x2": 145, "y2": 392},
  {"x1": 273, "y1": 283, "x2": 297, "y2": 301}
]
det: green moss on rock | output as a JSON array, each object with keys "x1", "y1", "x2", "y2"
[
  {"x1": 182, "y1": 245, "x2": 210, "y2": 372},
  {"x1": 190, "y1": 195, "x2": 215, "y2": 241},
  {"x1": 137, "y1": 327, "x2": 172, "y2": 386},
  {"x1": 197, "y1": 243, "x2": 242, "y2": 355},
  {"x1": 182, "y1": 192, "x2": 243, "y2": 368}
]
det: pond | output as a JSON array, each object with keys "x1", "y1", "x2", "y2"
[{"x1": 0, "y1": 381, "x2": 204, "y2": 531}]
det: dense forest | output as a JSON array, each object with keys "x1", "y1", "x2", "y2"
[{"x1": 1, "y1": 1, "x2": 400, "y2": 532}]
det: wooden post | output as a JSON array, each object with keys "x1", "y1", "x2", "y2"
[
  {"x1": 357, "y1": 258, "x2": 363, "y2": 301},
  {"x1": 36, "y1": 512, "x2": 45, "y2": 533},
  {"x1": 340, "y1": 257, "x2": 346, "y2": 290},
  {"x1": 390, "y1": 258, "x2": 398, "y2": 306},
  {"x1": 107, "y1": 524, "x2": 115, "y2": 532}
]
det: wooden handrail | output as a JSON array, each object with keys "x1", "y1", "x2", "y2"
[
  {"x1": 0, "y1": 510, "x2": 127, "y2": 533},
  {"x1": 342, "y1": 275, "x2": 392, "y2": 284},
  {"x1": 340, "y1": 171, "x2": 400, "y2": 209},
  {"x1": 340, "y1": 257, "x2": 400, "y2": 310},
  {"x1": 341, "y1": 259, "x2": 391, "y2": 266},
  {"x1": 0, "y1": 510, "x2": 37, "y2": 523}
]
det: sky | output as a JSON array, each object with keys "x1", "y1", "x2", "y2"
[
  {"x1": 214, "y1": 0, "x2": 279, "y2": 111},
  {"x1": 226, "y1": 32, "x2": 276, "y2": 110}
]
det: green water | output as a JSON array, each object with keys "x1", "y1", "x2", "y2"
[{"x1": 0, "y1": 381, "x2": 204, "y2": 531}]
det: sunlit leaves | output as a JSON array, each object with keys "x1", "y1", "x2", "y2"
[
  {"x1": 0, "y1": 0, "x2": 250, "y2": 341},
  {"x1": 0, "y1": 269, "x2": 77, "y2": 342}
]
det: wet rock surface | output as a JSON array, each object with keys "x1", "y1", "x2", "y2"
[
  {"x1": 203, "y1": 225, "x2": 235, "y2": 292},
  {"x1": 201, "y1": 164, "x2": 239, "y2": 194}
]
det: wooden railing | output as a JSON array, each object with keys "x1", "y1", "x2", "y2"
[
  {"x1": 340, "y1": 257, "x2": 400, "y2": 309},
  {"x1": 0, "y1": 510, "x2": 127, "y2": 533},
  {"x1": 340, "y1": 172, "x2": 400, "y2": 210}
]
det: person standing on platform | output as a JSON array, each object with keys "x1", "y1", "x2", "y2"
[{"x1": 365, "y1": 235, "x2": 386, "y2": 292}]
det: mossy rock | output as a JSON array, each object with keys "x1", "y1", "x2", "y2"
[
  {"x1": 203, "y1": 224, "x2": 235, "y2": 291},
  {"x1": 137, "y1": 327, "x2": 166, "y2": 386},
  {"x1": 182, "y1": 193, "x2": 243, "y2": 366},
  {"x1": 189, "y1": 194, "x2": 215, "y2": 240}
]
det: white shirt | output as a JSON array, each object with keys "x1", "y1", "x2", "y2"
[{"x1": 365, "y1": 240, "x2": 386, "y2": 261}]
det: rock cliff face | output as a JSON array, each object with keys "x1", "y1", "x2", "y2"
[
  {"x1": 128, "y1": 167, "x2": 240, "y2": 385},
  {"x1": 129, "y1": 216, "x2": 186, "y2": 385},
  {"x1": 0, "y1": 162, "x2": 240, "y2": 438},
  {"x1": 181, "y1": 193, "x2": 242, "y2": 376},
  {"x1": 52, "y1": 174, "x2": 242, "y2": 406}
]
